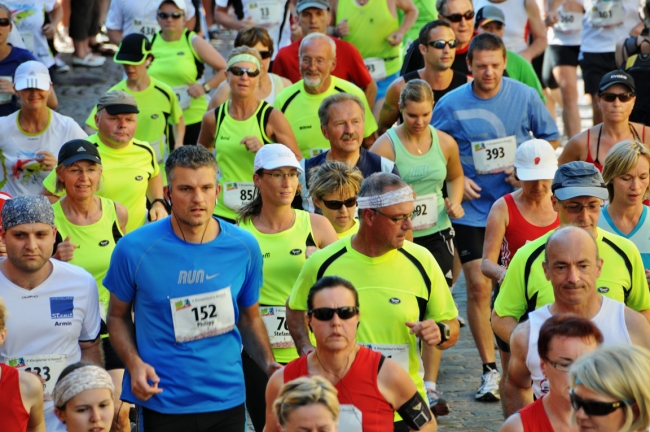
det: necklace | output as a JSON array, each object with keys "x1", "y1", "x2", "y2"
[
  {"x1": 315, "y1": 349, "x2": 351, "y2": 385},
  {"x1": 404, "y1": 128, "x2": 426, "y2": 155},
  {"x1": 257, "y1": 210, "x2": 295, "y2": 233}
]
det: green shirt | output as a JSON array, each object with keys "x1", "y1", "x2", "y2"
[
  {"x1": 239, "y1": 210, "x2": 313, "y2": 363},
  {"x1": 289, "y1": 236, "x2": 458, "y2": 413},
  {"x1": 494, "y1": 227, "x2": 650, "y2": 321},
  {"x1": 506, "y1": 50, "x2": 546, "y2": 103},
  {"x1": 86, "y1": 77, "x2": 183, "y2": 164},
  {"x1": 43, "y1": 134, "x2": 159, "y2": 233},
  {"x1": 274, "y1": 76, "x2": 378, "y2": 159}
]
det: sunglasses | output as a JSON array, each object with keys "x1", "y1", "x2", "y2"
[
  {"x1": 0, "y1": 18, "x2": 10, "y2": 27},
  {"x1": 321, "y1": 197, "x2": 357, "y2": 210},
  {"x1": 443, "y1": 10, "x2": 475, "y2": 22},
  {"x1": 569, "y1": 391, "x2": 626, "y2": 416},
  {"x1": 599, "y1": 92, "x2": 635, "y2": 102},
  {"x1": 258, "y1": 50, "x2": 273, "y2": 59},
  {"x1": 308, "y1": 307, "x2": 359, "y2": 321},
  {"x1": 228, "y1": 66, "x2": 261, "y2": 77},
  {"x1": 426, "y1": 39, "x2": 458, "y2": 49},
  {"x1": 158, "y1": 11, "x2": 184, "y2": 19}
]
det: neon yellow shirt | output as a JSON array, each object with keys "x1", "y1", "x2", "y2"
[
  {"x1": 337, "y1": 219, "x2": 359, "y2": 239},
  {"x1": 274, "y1": 76, "x2": 377, "y2": 159},
  {"x1": 289, "y1": 236, "x2": 458, "y2": 416},
  {"x1": 494, "y1": 227, "x2": 650, "y2": 321},
  {"x1": 43, "y1": 134, "x2": 159, "y2": 233}
]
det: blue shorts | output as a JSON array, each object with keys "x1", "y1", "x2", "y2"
[{"x1": 376, "y1": 71, "x2": 400, "y2": 101}]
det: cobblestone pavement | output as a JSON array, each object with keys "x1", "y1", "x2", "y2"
[{"x1": 54, "y1": 41, "x2": 593, "y2": 431}]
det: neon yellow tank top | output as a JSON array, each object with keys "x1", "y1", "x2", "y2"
[
  {"x1": 213, "y1": 100, "x2": 273, "y2": 221},
  {"x1": 52, "y1": 196, "x2": 123, "y2": 322},
  {"x1": 239, "y1": 210, "x2": 314, "y2": 363},
  {"x1": 336, "y1": 0, "x2": 402, "y2": 76}
]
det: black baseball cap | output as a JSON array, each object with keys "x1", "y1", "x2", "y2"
[
  {"x1": 97, "y1": 90, "x2": 139, "y2": 115},
  {"x1": 115, "y1": 33, "x2": 152, "y2": 65},
  {"x1": 598, "y1": 70, "x2": 636, "y2": 94},
  {"x1": 57, "y1": 139, "x2": 102, "y2": 166}
]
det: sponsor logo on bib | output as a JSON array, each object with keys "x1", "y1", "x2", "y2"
[
  {"x1": 135, "y1": 176, "x2": 143, "y2": 181},
  {"x1": 290, "y1": 249, "x2": 302, "y2": 255},
  {"x1": 389, "y1": 297, "x2": 401, "y2": 304},
  {"x1": 597, "y1": 287, "x2": 610, "y2": 293},
  {"x1": 99, "y1": 240, "x2": 109, "y2": 247}
]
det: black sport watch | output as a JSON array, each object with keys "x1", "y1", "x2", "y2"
[{"x1": 437, "y1": 322, "x2": 450, "y2": 345}]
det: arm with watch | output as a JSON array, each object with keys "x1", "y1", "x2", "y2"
[
  {"x1": 405, "y1": 319, "x2": 458, "y2": 349},
  {"x1": 147, "y1": 174, "x2": 169, "y2": 222}
]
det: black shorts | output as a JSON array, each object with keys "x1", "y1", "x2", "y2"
[
  {"x1": 579, "y1": 51, "x2": 617, "y2": 95},
  {"x1": 102, "y1": 336, "x2": 125, "y2": 370},
  {"x1": 452, "y1": 223, "x2": 485, "y2": 264},
  {"x1": 413, "y1": 228, "x2": 455, "y2": 287},
  {"x1": 141, "y1": 404, "x2": 245, "y2": 432},
  {"x1": 542, "y1": 45, "x2": 580, "y2": 89},
  {"x1": 69, "y1": 0, "x2": 101, "y2": 40}
]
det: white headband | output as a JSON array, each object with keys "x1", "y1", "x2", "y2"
[
  {"x1": 357, "y1": 186, "x2": 414, "y2": 209},
  {"x1": 53, "y1": 365, "x2": 115, "y2": 408}
]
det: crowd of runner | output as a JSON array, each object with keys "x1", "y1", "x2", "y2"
[{"x1": 1, "y1": 0, "x2": 650, "y2": 431}]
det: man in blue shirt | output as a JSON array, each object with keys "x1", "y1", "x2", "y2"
[
  {"x1": 431, "y1": 32, "x2": 559, "y2": 403},
  {"x1": 105, "y1": 145, "x2": 280, "y2": 431}
]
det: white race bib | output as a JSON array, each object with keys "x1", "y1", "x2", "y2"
[
  {"x1": 6, "y1": 354, "x2": 67, "y2": 400},
  {"x1": 260, "y1": 306, "x2": 294, "y2": 348},
  {"x1": 0, "y1": 75, "x2": 12, "y2": 104},
  {"x1": 555, "y1": 10, "x2": 583, "y2": 32},
  {"x1": 309, "y1": 148, "x2": 329, "y2": 157},
  {"x1": 19, "y1": 32, "x2": 34, "y2": 52},
  {"x1": 412, "y1": 193, "x2": 437, "y2": 231},
  {"x1": 338, "y1": 405, "x2": 363, "y2": 432},
  {"x1": 170, "y1": 288, "x2": 235, "y2": 343},
  {"x1": 471, "y1": 135, "x2": 517, "y2": 174},
  {"x1": 224, "y1": 182, "x2": 255, "y2": 211},
  {"x1": 364, "y1": 58, "x2": 387, "y2": 81},
  {"x1": 248, "y1": 1, "x2": 283, "y2": 26},
  {"x1": 172, "y1": 85, "x2": 192, "y2": 110},
  {"x1": 359, "y1": 343, "x2": 410, "y2": 372},
  {"x1": 134, "y1": 18, "x2": 160, "y2": 39},
  {"x1": 589, "y1": 0, "x2": 624, "y2": 27}
]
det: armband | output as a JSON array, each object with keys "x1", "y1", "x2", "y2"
[{"x1": 396, "y1": 391, "x2": 433, "y2": 430}]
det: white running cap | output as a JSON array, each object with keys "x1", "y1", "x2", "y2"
[
  {"x1": 254, "y1": 144, "x2": 303, "y2": 173},
  {"x1": 14, "y1": 61, "x2": 51, "y2": 91},
  {"x1": 514, "y1": 139, "x2": 558, "y2": 181}
]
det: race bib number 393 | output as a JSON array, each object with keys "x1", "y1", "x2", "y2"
[
  {"x1": 6, "y1": 354, "x2": 67, "y2": 400},
  {"x1": 170, "y1": 288, "x2": 235, "y2": 342},
  {"x1": 364, "y1": 57, "x2": 387, "y2": 81},
  {"x1": 471, "y1": 136, "x2": 517, "y2": 174}
]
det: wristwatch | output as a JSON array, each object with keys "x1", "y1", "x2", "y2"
[
  {"x1": 437, "y1": 322, "x2": 450, "y2": 345},
  {"x1": 203, "y1": 83, "x2": 211, "y2": 93}
]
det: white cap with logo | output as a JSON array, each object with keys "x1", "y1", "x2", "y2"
[
  {"x1": 14, "y1": 61, "x2": 51, "y2": 91},
  {"x1": 254, "y1": 144, "x2": 303, "y2": 173},
  {"x1": 514, "y1": 139, "x2": 558, "y2": 181}
]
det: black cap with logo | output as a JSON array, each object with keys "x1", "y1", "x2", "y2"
[{"x1": 57, "y1": 139, "x2": 102, "y2": 167}]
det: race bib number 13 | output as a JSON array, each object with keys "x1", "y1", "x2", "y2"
[
  {"x1": 6, "y1": 354, "x2": 67, "y2": 400},
  {"x1": 170, "y1": 288, "x2": 235, "y2": 342},
  {"x1": 471, "y1": 136, "x2": 517, "y2": 174}
]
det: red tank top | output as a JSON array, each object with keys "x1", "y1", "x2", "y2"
[
  {"x1": 519, "y1": 396, "x2": 554, "y2": 432},
  {"x1": 283, "y1": 346, "x2": 394, "y2": 432},
  {"x1": 586, "y1": 124, "x2": 645, "y2": 172},
  {"x1": 0, "y1": 363, "x2": 30, "y2": 432},
  {"x1": 499, "y1": 194, "x2": 560, "y2": 268}
]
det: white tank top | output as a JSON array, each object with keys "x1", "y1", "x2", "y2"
[
  {"x1": 548, "y1": 0, "x2": 584, "y2": 46},
  {"x1": 264, "y1": 73, "x2": 284, "y2": 105},
  {"x1": 526, "y1": 296, "x2": 631, "y2": 398},
  {"x1": 474, "y1": 0, "x2": 530, "y2": 53}
]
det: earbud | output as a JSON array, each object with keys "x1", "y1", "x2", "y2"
[
  {"x1": 145, "y1": 60, "x2": 151, "y2": 66},
  {"x1": 308, "y1": 324, "x2": 313, "y2": 333}
]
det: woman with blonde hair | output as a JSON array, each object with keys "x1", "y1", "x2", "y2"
[
  {"x1": 600, "y1": 140, "x2": 650, "y2": 284},
  {"x1": 569, "y1": 345, "x2": 650, "y2": 432},
  {"x1": 272, "y1": 376, "x2": 340, "y2": 432},
  {"x1": 309, "y1": 161, "x2": 364, "y2": 238}
]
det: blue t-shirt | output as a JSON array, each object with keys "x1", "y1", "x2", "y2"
[
  {"x1": 0, "y1": 46, "x2": 37, "y2": 117},
  {"x1": 599, "y1": 205, "x2": 650, "y2": 270},
  {"x1": 104, "y1": 217, "x2": 263, "y2": 413},
  {"x1": 431, "y1": 78, "x2": 559, "y2": 227}
]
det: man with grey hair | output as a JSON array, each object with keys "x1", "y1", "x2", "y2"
[
  {"x1": 274, "y1": 32, "x2": 378, "y2": 159},
  {"x1": 287, "y1": 172, "x2": 460, "y2": 430},
  {"x1": 105, "y1": 145, "x2": 279, "y2": 431},
  {"x1": 504, "y1": 225, "x2": 650, "y2": 417},
  {"x1": 0, "y1": 194, "x2": 102, "y2": 432},
  {"x1": 298, "y1": 93, "x2": 398, "y2": 210},
  {"x1": 41, "y1": 90, "x2": 167, "y2": 233}
]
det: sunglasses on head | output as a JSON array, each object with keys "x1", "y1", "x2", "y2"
[
  {"x1": 158, "y1": 11, "x2": 184, "y2": 19},
  {"x1": 228, "y1": 66, "x2": 261, "y2": 77},
  {"x1": 427, "y1": 39, "x2": 458, "y2": 49},
  {"x1": 443, "y1": 10, "x2": 475, "y2": 22},
  {"x1": 569, "y1": 391, "x2": 626, "y2": 416},
  {"x1": 321, "y1": 197, "x2": 357, "y2": 210},
  {"x1": 0, "y1": 18, "x2": 10, "y2": 27},
  {"x1": 308, "y1": 306, "x2": 359, "y2": 321},
  {"x1": 257, "y1": 50, "x2": 273, "y2": 59},
  {"x1": 599, "y1": 92, "x2": 635, "y2": 102}
]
